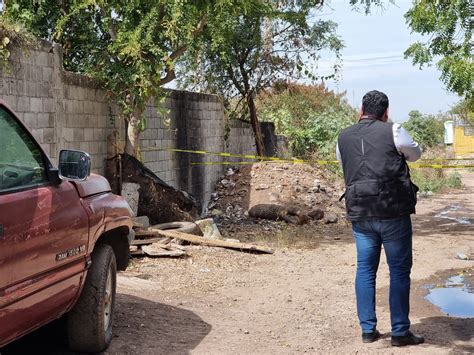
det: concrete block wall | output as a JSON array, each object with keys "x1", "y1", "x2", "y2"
[
  {"x1": 227, "y1": 120, "x2": 256, "y2": 162},
  {"x1": 0, "y1": 40, "x2": 58, "y2": 160},
  {"x1": 61, "y1": 72, "x2": 119, "y2": 172},
  {"x1": 0, "y1": 40, "x2": 257, "y2": 210}
]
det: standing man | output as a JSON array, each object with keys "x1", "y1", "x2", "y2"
[{"x1": 336, "y1": 90, "x2": 424, "y2": 347}]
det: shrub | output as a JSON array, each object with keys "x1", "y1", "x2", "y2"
[
  {"x1": 411, "y1": 169, "x2": 463, "y2": 193},
  {"x1": 257, "y1": 83, "x2": 357, "y2": 159},
  {"x1": 445, "y1": 171, "x2": 462, "y2": 189},
  {"x1": 402, "y1": 110, "x2": 444, "y2": 148}
]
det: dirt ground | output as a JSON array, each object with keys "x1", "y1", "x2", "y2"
[{"x1": 4, "y1": 171, "x2": 474, "y2": 354}]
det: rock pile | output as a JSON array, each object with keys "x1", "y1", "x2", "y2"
[{"x1": 207, "y1": 162, "x2": 346, "y2": 225}]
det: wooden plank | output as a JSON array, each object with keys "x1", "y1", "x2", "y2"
[
  {"x1": 142, "y1": 245, "x2": 186, "y2": 258},
  {"x1": 133, "y1": 221, "x2": 145, "y2": 229},
  {"x1": 135, "y1": 229, "x2": 160, "y2": 237},
  {"x1": 147, "y1": 228, "x2": 274, "y2": 254},
  {"x1": 131, "y1": 237, "x2": 171, "y2": 246}
]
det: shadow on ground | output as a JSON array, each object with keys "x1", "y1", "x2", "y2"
[
  {"x1": 1, "y1": 293, "x2": 211, "y2": 355},
  {"x1": 411, "y1": 316, "x2": 474, "y2": 353}
]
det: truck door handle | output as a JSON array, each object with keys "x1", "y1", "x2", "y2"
[{"x1": 0, "y1": 224, "x2": 3, "y2": 237}]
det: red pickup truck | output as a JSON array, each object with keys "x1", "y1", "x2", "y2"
[{"x1": 0, "y1": 101, "x2": 134, "y2": 352}]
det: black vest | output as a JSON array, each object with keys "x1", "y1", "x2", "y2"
[{"x1": 338, "y1": 118, "x2": 418, "y2": 221}]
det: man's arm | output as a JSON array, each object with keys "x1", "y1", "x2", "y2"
[
  {"x1": 336, "y1": 143, "x2": 342, "y2": 163},
  {"x1": 392, "y1": 123, "x2": 422, "y2": 162}
]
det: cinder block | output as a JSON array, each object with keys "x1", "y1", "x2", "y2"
[
  {"x1": 93, "y1": 128, "x2": 104, "y2": 140},
  {"x1": 30, "y1": 97, "x2": 42, "y2": 112},
  {"x1": 23, "y1": 112, "x2": 37, "y2": 129},
  {"x1": 42, "y1": 67, "x2": 53, "y2": 82},
  {"x1": 88, "y1": 141, "x2": 100, "y2": 154},
  {"x1": 74, "y1": 100, "x2": 84, "y2": 114},
  {"x1": 78, "y1": 87, "x2": 87, "y2": 101},
  {"x1": 17, "y1": 96, "x2": 30, "y2": 112},
  {"x1": 39, "y1": 82, "x2": 53, "y2": 98},
  {"x1": 80, "y1": 114, "x2": 91, "y2": 128},
  {"x1": 87, "y1": 115, "x2": 99, "y2": 128},
  {"x1": 63, "y1": 128, "x2": 74, "y2": 142},
  {"x1": 63, "y1": 85, "x2": 71, "y2": 99},
  {"x1": 43, "y1": 98, "x2": 55, "y2": 113},
  {"x1": 36, "y1": 113, "x2": 51, "y2": 128},
  {"x1": 43, "y1": 128, "x2": 55, "y2": 143},
  {"x1": 93, "y1": 102, "x2": 105, "y2": 115},
  {"x1": 84, "y1": 128, "x2": 94, "y2": 141},
  {"x1": 48, "y1": 143, "x2": 57, "y2": 159},
  {"x1": 198, "y1": 101, "x2": 208, "y2": 111},
  {"x1": 26, "y1": 81, "x2": 37, "y2": 97},
  {"x1": 97, "y1": 115, "x2": 107, "y2": 128},
  {"x1": 9, "y1": 80, "x2": 27, "y2": 96},
  {"x1": 84, "y1": 101, "x2": 96, "y2": 114},
  {"x1": 73, "y1": 128, "x2": 84, "y2": 141},
  {"x1": 64, "y1": 100, "x2": 75, "y2": 114},
  {"x1": 3, "y1": 95, "x2": 17, "y2": 110},
  {"x1": 79, "y1": 141, "x2": 89, "y2": 152},
  {"x1": 35, "y1": 52, "x2": 52, "y2": 67}
]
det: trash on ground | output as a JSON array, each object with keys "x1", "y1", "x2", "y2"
[{"x1": 196, "y1": 218, "x2": 223, "y2": 240}]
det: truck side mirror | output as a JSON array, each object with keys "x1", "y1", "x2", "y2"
[{"x1": 58, "y1": 150, "x2": 91, "y2": 181}]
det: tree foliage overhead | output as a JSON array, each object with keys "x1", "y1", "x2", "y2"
[
  {"x1": 404, "y1": 0, "x2": 473, "y2": 101},
  {"x1": 0, "y1": 16, "x2": 35, "y2": 71},
  {"x1": 180, "y1": 1, "x2": 344, "y2": 155},
  {"x1": 4, "y1": 0, "x2": 385, "y2": 157},
  {"x1": 4, "y1": 0, "x2": 258, "y2": 155},
  {"x1": 179, "y1": 0, "x2": 384, "y2": 155}
]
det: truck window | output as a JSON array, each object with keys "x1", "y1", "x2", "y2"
[{"x1": 0, "y1": 107, "x2": 47, "y2": 192}]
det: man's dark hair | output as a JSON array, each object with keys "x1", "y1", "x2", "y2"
[{"x1": 362, "y1": 90, "x2": 389, "y2": 119}]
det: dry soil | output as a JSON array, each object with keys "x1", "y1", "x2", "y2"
[{"x1": 4, "y1": 172, "x2": 474, "y2": 355}]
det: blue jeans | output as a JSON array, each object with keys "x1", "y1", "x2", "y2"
[{"x1": 352, "y1": 215, "x2": 413, "y2": 336}]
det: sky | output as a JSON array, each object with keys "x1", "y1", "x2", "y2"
[{"x1": 316, "y1": 0, "x2": 459, "y2": 122}]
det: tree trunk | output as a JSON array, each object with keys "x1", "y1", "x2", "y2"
[
  {"x1": 247, "y1": 93, "x2": 265, "y2": 156},
  {"x1": 124, "y1": 109, "x2": 143, "y2": 157}
]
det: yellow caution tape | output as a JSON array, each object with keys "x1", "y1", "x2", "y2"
[
  {"x1": 141, "y1": 147, "x2": 338, "y2": 164},
  {"x1": 141, "y1": 147, "x2": 474, "y2": 169},
  {"x1": 190, "y1": 161, "x2": 474, "y2": 169},
  {"x1": 409, "y1": 163, "x2": 474, "y2": 169}
]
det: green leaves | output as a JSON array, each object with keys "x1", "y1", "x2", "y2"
[
  {"x1": 0, "y1": 17, "x2": 35, "y2": 71},
  {"x1": 402, "y1": 110, "x2": 445, "y2": 149},
  {"x1": 257, "y1": 83, "x2": 357, "y2": 159},
  {"x1": 405, "y1": 0, "x2": 473, "y2": 100}
]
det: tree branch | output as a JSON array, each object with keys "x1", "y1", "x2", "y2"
[{"x1": 159, "y1": 15, "x2": 208, "y2": 85}]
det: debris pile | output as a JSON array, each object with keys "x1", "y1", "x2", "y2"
[
  {"x1": 130, "y1": 217, "x2": 274, "y2": 258},
  {"x1": 105, "y1": 154, "x2": 200, "y2": 223},
  {"x1": 208, "y1": 162, "x2": 346, "y2": 227}
]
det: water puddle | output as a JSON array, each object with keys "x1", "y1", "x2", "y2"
[
  {"x1": 425, "y1": 272, "x2": 474, "y2": 318},
  {"x1": 434, "y1": 204, "x2": 472, "y2": 225}
]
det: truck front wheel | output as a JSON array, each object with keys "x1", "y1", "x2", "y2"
[{"x1": 67, "y1": 244, "x2": 117, "y2": 352}]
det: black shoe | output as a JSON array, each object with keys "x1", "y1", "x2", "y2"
[
  {"x1": 362, "y1": 330, "x2": 381, "y2": 343},
  {"x1": 391, "y1": 331, "x2": 425, "y2": 346}
]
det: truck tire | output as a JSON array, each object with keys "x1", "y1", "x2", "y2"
[
  {"x1": 152, "y1": 221, "x2": 202, "y2": 235},
  {"x1": 67, "y1": 244, "x2": 117, "y2": 352}
]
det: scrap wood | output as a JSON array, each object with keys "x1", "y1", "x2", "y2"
[
  {"x1": 135, "y1": 229, "x2": 171, "y2": 238},
  {"x1": 147, "y1": 228, "x2": 274, "y2": 254},
  {"x1": 141, "y1": 245, "x2": 186, "y2": 257},
  {"x1": 133, "y1": 221, "x2": 145, "y2": 229},
  {"x1": 130, "y1": 244, "x2": 187, "y2": 258},
  {"x1": 131, "y1": 237, "x2": 172, "y2": 246}
]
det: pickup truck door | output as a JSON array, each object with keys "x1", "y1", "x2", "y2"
[{"x1": 0, "y1": 105, "x2": 89, "y2": 345}]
